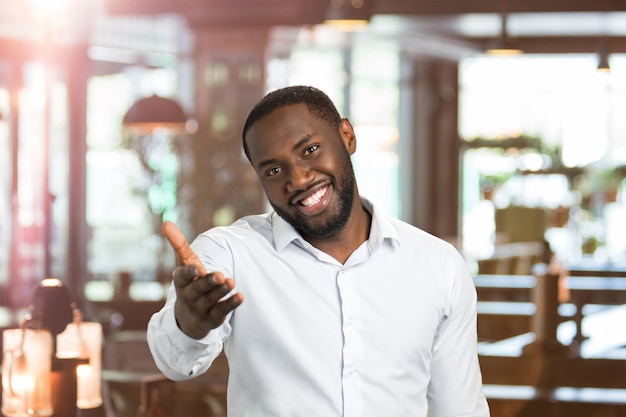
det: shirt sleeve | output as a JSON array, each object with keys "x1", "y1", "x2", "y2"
[
  {"x1": 146, "y1": 231, "x2": 235, "y2": 381},
  {"x1": 146, "y1": 282, "x2": 232, "y2": 381},
  {"x1": 426, "y1": 248, "x2": 490, "y2": 417}
]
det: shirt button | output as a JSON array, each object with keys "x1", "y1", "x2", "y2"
[{"x1": 346, "y1": 318, "x2": 353, "y2": 326}]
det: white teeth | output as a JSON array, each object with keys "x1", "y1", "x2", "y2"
[{"x1": 301, "y1": 187, "x2": 326, "y2": 207}]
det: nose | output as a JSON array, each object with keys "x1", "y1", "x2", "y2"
[{"x1": 286, "y1": 164, "x2": 313, "y2": 193}]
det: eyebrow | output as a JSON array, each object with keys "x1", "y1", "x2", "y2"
[{"x1": 256, "y1": 134, "x2": 314, "y2": 171}]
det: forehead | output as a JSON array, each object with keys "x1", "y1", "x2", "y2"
[{"x1": 246, "y1": 103, "x2": 324, "y2": 160}]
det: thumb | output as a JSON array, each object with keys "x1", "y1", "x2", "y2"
[{"x1": 162, "y1": 220, "x2": 208, "y2": 276}]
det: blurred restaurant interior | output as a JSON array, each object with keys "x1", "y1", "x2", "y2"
[{"x1": 1, "y1": 1, "x2": 626, "y2": 416}]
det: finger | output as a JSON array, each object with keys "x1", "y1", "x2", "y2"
[
  {"x1": 162, "y1": 220, "x2": 208, "y2": 276},
  {"x1": 176, "y1": 271, "x2": 230, "y2": 304},
  {"x1": 173, "y1": 264, "x2": 203, "y2": 288},
  {"x1": 202, "y1": 276, "x2": 236, "y2": 305},
  {"x1": 208, "y1": 292, "x2": 245, "y2": 326}
]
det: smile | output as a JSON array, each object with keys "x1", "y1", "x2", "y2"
[
  {"x1": 293, "y1": 185, "x2": 331, "y2": 216},
  {"x1": 300, "y1": 187, "x2": 327, "y2": 207}
]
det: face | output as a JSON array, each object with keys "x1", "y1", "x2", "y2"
[{"x1": 245, "y1": 103, "x2": 358, "y2": 239}]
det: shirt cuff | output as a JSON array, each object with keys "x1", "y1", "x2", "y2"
[{"x1": 158, "y1": 308, "x2": 225, "y2": 377}]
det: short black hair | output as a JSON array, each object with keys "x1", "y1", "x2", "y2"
[{"x1": 242, "y1": 85, "x2": 342, "y2": 159}]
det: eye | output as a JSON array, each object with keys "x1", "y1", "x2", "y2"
[
  {"x1": 303, "y1": 144, "x2": 319, "y2": 156},
  {"x1": 265, "y1": 166, "x2": 282, "y2": 177}
]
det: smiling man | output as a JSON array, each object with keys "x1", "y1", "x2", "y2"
[{"x1": 147, "y1": 85, "x2": 490, "y2": 417}]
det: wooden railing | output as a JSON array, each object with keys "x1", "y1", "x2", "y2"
[{"x1": 475, "y1": 266, "x2": 626, "y2": 417}]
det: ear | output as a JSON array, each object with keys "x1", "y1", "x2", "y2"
[{"x1": 339, "y1": 118, "x2": 356, "y2": 155}]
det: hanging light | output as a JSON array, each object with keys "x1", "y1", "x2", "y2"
[
  {"x1": 122, "y1": 94, "x2": 189, "y2": 135},
  {"x1": 324, "y1": 0, "x2": 373, "y2": 31},
  {"x1": 485, "y1": 14, "x2": 523, "y2": 56}
]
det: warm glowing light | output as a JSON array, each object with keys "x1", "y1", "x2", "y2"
[
  {"x1": 29, "y1": 0, "x2": 72, "y2": 15},
  {"x1": 8, "y1": 372, "x2": 35, "y2": 397},
  {"x1": 76, "y1": 364, "x2": 92, "y2": 379},
  {"x1": 57, "y1": 322, "x2": 103, "y2": 409},
  {"x1": 322, "y1": 19, "x2": 369, "y2": 32},
  {"x1": 76, "y1": 364, "x2": 101, "y2": 409},
  {"x1": 41, "y1": 278, "x2": 63, "y2": 287},
  {"x1": 484, "y1": 14, "x2": 523, "y2": 56},
  {"x1": 324, "y1": 0, "x2": 371, "y2": 31},
  {"x1": 484, "y1": 48, "x2": 524, "y2": 56},
  {"x1": 2, "y1": 329, "x2": 53, "y2": 417}
]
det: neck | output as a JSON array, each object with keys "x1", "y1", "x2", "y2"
[{"x1": 305, "y1": 197, "x2": 371, "y2": 264}]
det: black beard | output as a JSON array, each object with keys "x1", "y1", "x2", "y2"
[{"x1": 272, "y1": 158, "x2": 356, "y2": 239}]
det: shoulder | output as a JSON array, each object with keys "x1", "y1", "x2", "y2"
[
  {"x1": 189, "y1": 213, "x2": 274, "y2": 275},
  {"x1": 380, "y1": 215, "x2": 470, "y2": 280},
  {"x1": 387, "y1": 215, "x2": 458, "y2": 253},
  {"x1": 193, "y1": 213, "x2": 273, "y2": 248}
]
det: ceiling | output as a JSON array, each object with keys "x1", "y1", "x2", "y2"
[
  {"x1": 1, "y1": 0, "x2": 626, "y2": 63},
  {"x1": 102, "y1": 0, "x2": 626, "y2": 55}
]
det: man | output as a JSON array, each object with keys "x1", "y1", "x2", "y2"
[{"x1": 147, "y1": 85, "x2": 490, "y2": 416}]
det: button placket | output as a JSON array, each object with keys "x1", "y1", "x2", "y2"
[{"x1": 337, "y1": 268, "x2": 361, "y2": 383}]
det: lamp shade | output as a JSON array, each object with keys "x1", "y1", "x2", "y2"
[
  {"x1": 29, "y1": 278, "x2": 74, "y2": 337},
  {"x1": 122, "y1": 94, "x2": 188, "y2": 135}
]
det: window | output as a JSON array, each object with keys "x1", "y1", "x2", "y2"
[
  {"x1": 460, "y1": 54, "x2": 626, "y2": 263},
  {"x1": 86, "y1": 69, "x2": 179, "y2": 288}
]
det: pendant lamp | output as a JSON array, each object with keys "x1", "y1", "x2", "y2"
[
  {"x1": 122, "y1": 94, "x2": 189, "y2": 135},
  {"x1": 485, "y1": 14, "x2": 523, "y2": 56},
  {"x1": 324, "y1": 0, "x2": 373, "y2": 31}
]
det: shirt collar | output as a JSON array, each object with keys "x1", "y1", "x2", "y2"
[{"x1": 271, "y1": 197, "x2": 400, "y2": 253}]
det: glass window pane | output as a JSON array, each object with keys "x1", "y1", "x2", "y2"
[
  {"x1": 0, "y1": 85, "x2": 10, "y2": 288},
  {"x1": 86, "y1": 70, "x2": 178, "y2": 286},
  {"x1": 49, "y1": 79, "x2": 69, "y2": 279},
  {"x1": 459, "y1": 54, "x2": 626, "y2": 263},
  {"x1": 288, "y1": 48, "x2": 346, "y2": 112}
]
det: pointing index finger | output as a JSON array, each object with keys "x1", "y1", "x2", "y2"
[{"x1": 162, "y1": 220, "x2": 208, "y2": 276}]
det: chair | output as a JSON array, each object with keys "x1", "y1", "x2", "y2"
[{"x1": 102, "y1": 330, "x2": 228, "y2": 417}]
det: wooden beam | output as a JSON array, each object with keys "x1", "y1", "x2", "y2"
[
  {"x1": 471, "y1": 36, "x2": 626, "y2": 54},
  {"x1": 104, "y1": 0, "x2": 626, "y2": 18},
  {"x1": 105, "y1": 0, "x2": 326, "y2": 27},
  {"x1": 374, "y1": 0, "x2": 626, "y2": 15},
  {"x1": 101, "y1": 0, "x2": 626, "y2": 53}
]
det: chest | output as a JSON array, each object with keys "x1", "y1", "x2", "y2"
[{"x1": 229, "y1": 243, "x2": 448, "y2": 359}]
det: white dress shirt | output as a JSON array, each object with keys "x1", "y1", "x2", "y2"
[{"x1": 147, "y1": 200, "x2": 490, "y2": 417}]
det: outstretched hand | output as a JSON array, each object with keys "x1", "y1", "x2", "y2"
[{"x1": 162, "y1": 221, "x2": 244, "y2": 339}]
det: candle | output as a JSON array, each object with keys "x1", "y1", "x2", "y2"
[{"x1": 56, "y1": 321, "x2": 103, "y2": 409}]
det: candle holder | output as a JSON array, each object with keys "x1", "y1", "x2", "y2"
[
  {"x1": 1, "y1": 328, "x2": 54, "y2": 417},
  {"x1": 1, "y1": 278, "x2": 103, "y2": 417},
  {"x1": 57, "y1": 313, "x2": 103, "y2": 409}
]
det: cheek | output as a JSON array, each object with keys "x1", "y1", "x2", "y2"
[
  {"x1": 322, "y1": 156, "x2": 347, "y2": 176},
  {"x1": 260, "y1": 181, "x2": 286, "y2": 202}
]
